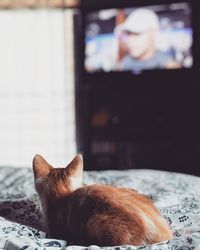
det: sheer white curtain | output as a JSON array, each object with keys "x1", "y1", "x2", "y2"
[{"x1": 0, "y1": 9, "x2": 76, "y2": 167}]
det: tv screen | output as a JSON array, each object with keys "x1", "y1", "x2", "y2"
[{"x1": 84, "y1": 2, "x2": 193, "y2": 74}]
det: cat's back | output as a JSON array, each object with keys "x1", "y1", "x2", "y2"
[
  {"x1": 70, "y1": 184, "x2": 147, "y2": 214},
  {"x1": 67, "y1": 184, "x2": 172, "y2": 246}
]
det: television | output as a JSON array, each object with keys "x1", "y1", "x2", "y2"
[{"x1": 77, "y1": 0, "x2": 199, "y2": 84}]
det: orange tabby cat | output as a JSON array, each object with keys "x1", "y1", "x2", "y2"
[{"x1": 33, "y1": 154, "x2": 172, "y2": 246}]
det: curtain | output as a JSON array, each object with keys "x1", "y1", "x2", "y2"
[{"x1": 0, "y1": 9, "x2": 76, "y2": 167}]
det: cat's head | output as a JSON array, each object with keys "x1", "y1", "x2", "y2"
[{"x1": 33, "y1": 154, "x2": 83, "y2": 200}]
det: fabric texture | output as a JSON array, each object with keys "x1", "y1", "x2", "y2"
[{"x1": 0, "y1": 166, "x2": 200, "y2": 249}]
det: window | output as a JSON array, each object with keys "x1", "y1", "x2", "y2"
[{"x1": 0, "y1": 9, "x2": 76, "y2": 167}]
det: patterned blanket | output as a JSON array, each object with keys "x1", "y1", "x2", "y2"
[{"x1": 0, "y1": 167, "x2": 200, "y2": 249}]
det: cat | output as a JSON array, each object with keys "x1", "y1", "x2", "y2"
[{"x1": 33, "y1": 154, "x2": 173, "y2": 246}]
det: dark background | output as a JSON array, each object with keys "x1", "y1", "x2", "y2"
[{"x1": 74, "y1": 0, "x2": 200, "y2": 176}]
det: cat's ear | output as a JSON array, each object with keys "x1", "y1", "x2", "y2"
[
  {"x1": 33, "y1": 154, "x2": 52, "y2": 179},
  {"x1": 64, "y1": 154, "x2": 83, "y2": 190}
]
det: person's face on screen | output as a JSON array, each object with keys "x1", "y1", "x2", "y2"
[{"x1": 125, "y1": 29, "x2": 156, "y2": 60}]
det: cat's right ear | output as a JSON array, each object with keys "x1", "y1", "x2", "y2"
[
  {"x1": 65, "y1": 154, "x2": 83, "y2": 177},
  {"x1": 64, "y1": 155, "x2": 83, "y2": 191},
  {"x1": 32, "y1": 154, "x2": 52, "y2": 179}
]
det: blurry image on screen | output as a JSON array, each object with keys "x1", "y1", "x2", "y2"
[{"x1": 85, "y1": 3, "x2": 193, "y2": 74}]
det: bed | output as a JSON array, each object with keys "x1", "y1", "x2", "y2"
[{"x1": 0, "y1": 167, "x2": 200, "y2": 249}]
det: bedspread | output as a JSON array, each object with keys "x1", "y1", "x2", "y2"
[{"x1": 0, "y1": 167, "x2": 200, "y2": 249}]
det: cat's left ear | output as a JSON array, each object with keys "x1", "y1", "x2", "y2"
[
  {"x1": 64, "y1": 154, "x2": 83, "y2": 190},
  {"x1": 33, "y1": 154, "x2": 53, "y2": 179}
]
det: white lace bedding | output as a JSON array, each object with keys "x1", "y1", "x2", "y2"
[{"x1": 0, "y1": 167, "x2": 200, "y2": 250}]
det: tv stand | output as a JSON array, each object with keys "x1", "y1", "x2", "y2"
[{"x1": 75, "y1": 82, "x2": 200, "y2": 175}]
